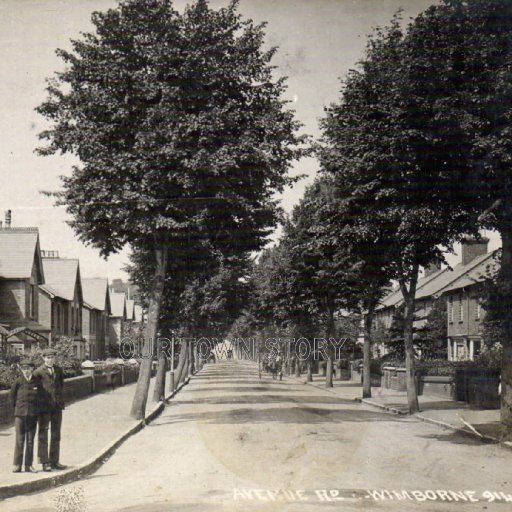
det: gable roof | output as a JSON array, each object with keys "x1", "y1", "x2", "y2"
[
  {"x1": 126, "y1": 299, "x2": 135, "y2": 321},
  {"x1": 110, "y1": 292, "x2": 126, "y2": 318},
  {"x1": 134, "y1": 304, "x2": 144, "y2": 323},
  {"x1": 41, "y1": 257, "x2": 81, "y2": 302},
  {"x1": 377, "y1": 250, "x2": 499, "y2": 310},
  {"x1": 378, "y1": 266, "x2": 446, "y2": 310},
  {"x1": 82, "y1": 278, "x2": 111, "y2": 313},
  {"x1": 0, "y1": 228, "x2": 44, "y2": 282},
  {"x1": 441, "y1": 250, "x2": 499, "y2": 294}
]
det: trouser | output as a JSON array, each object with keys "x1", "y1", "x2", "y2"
[
  {"x1": 13, "y1": 416, "x2": 37, "y2": 467},
  {"x1": 38, "y1": 409, "x2": 63, "y2": 464}
]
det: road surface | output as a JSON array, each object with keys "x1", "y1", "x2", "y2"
[{"x1": 2, "y1": 360, "x2": 511, "y2": 511}]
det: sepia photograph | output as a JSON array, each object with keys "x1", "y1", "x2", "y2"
[{"x1": 0, "y1": 0, "x2": 512, "y2": 511}]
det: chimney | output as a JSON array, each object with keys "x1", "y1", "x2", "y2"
[
  {"x1": 41, "y1": 250, "x2": 60, "y2": 259},
  {"x1": 5, "y1": 210, "x2": 11, "y2": 228},
  {"x1": 424, "y1": 262, "x2": 442, "y2": 278},
  {"x1": 461, "y1": 236, "x2": 489, "y2": 266}
]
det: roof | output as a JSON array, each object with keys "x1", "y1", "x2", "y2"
[
  {"x1": 0, "y1": 228, "x2": 44, "y2": 281},
  {"x1": 41, "y1": 258, "x2": 81, "y2": 302},
  {"x1": 126, "y1": 299, "x2": 135, "y2": 321},
  {"x1": 377, "y1": 250, "x2": 499, "y2": 310},
  {"x1": 134, "y1": 305, "x2": 144, "y2": 323},
  {"x1": 378, "y1": 266, "x2": 446, "y2": 310},
  {"x1": 110, "y1": 292, "x2": 126, "y2": 318},
  {"x1": 442, "y1": 251, "x2": 499, "y2": 294},
  {"x1": 82, "y1": 278, "x2": 110, "y2": 313}
]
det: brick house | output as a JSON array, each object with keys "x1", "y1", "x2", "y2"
[
  {"x1": 109, "y1": 292, "x2": 127, "y2": 347},
  {"x1": 373, "y1": 237, "x2": 495, "y2": 359},
  {"x1": 443, "y1": 245, "x2": 499, "y2": 361},
  {"x1": 0, "y1": 227, "x2": 50, "y2": 355},
  {"x1": 38, "y1": 252, "x2": 85, "y2": 359},
  {"x1": 82, "y1": 278, "x2": 111, "y2": 360}
]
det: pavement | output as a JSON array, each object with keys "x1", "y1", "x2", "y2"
[
  {"x1": 0, "y1": 369, "x2": 190, "y2": 499},
  {"x1": 2, "y1": 360, "x2": 511, "y2": 512},
  {"x1": 289, "y1": 372, "x2": 510, "y2": 448}
]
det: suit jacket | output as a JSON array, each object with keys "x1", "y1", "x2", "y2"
[
  {"x1": 33, "y1": 364, "x2": 65, "y2": 412},
  {"x1": 9, "y1": 375, "x2": 44, "y2": 417}
]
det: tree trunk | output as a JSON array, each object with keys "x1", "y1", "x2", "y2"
[
  {"x1": 399, "y1": 265, "x2": 420, "y2": 415},
  {"x1": 152, "y1": 340, "x2": 166, "y2": 402},
  {"x1": 130, "y1": 241, "x2": 167, "y2": 419},
  {"x1": 362, "y1": 307, "x2": 374, "y2": 399},
  {"x1": 325, "y1": 307, "x2": 335, "y2": 388},
  {"x1": 295, "y1": 354, "x2": 301, "y2": 377},
  {"x1": 188, "y1": 340, "x2": 195, "y2": 376},
  {"x1": 307, "y1": 358, "x2": 313, "y2": 382},
  {"x1": 174, "y1": 342, "x2": 188, "y2": 387},
  {"x1": 499, "y1": 227, "x2": 512, "y2": 430}
]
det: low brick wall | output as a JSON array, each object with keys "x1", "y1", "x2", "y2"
[
  {"x1": 0, "y1": 390, "x2": 12, "y2": 425},
  {"x1": 383, "y1": 367, "x2": 407, "y2": 391},
  {"x1": 419, "y1": 375, "x2": 455, "y2": 400},
  {"x1": 63, "y1": 375, "x2": 94, "y2": 403},
  {"x1": 0, "y1": 366, "x2": 141, "y2": 425}
]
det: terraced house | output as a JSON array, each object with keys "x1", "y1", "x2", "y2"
[
  {"x1": 0, "y1": 224, "x2": 49, "y2": 355},
  {"x1": 38, "y1": 251, "x2": 85, "y2": 358},
  {"x1": 82, "y1": 277, "x2": 111, "y2": 360}
]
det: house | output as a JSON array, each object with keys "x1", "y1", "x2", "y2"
[
  {"x1": 373, "y1": 237, "x2": 494, "y2": 359},
  {"x1": 82, "y1": 278, "x2": 112, "y2": 360},
  {"x1": 38, "y1": 251, "x2": 85, "y2": 359},
  {"x1": 442, "y1": 245, "x2": 499, "y2": 361},
  {"x1": 0, "y1": 225, "x2": 49, "y2": 355},
  {"x1": 109, "y1": 292, "x2": 127, "y2": 347}
]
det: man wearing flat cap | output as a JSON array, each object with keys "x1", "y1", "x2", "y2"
[
  {"x1": 9, "y1": 359, "x2": 43, "y2": 473},
  {"x1": 34, "y1": 348, "x2": 67, "y2": 471}
]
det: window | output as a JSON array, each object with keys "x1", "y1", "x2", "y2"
[
  {"x1": 448, "y1": 296, "x2": 454, "y2": 322},
  {"x1": 458, "y1": 294, "x2": 464, "y2": 322},
  {"x1": 475, "y1": 300, "x2": 481, "y2": 320},
  {"x1": 29, "y1": 284, "x2": 36, "y2": 319}
]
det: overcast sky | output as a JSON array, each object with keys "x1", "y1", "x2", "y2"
[{"x1": 0, "y1": 0, "x2": 499, "y2": 281}]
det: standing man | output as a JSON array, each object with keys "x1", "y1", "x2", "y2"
[
  {"x1": 9, "y1": 359, "x2": 42, "y2": 473},
  {"x1": 35, "y1": 348, "x2": 67, "y2": 471}
]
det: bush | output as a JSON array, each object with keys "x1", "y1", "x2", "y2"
[{"x1": 0, "y1": 364, "x2": 19, "y2": 390}]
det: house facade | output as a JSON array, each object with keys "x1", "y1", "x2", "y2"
[
  {"x1": 109, "y1": 292, "x2": 127, "y2": 348},
  {"x1": 0, "y1": 226, "x2": 49, "y2": 355},
  {"x1": 82, "y1": 278, "x2": 111, "y2": 360},
  {"x1": 38, "y1": 252, "x2": 85, "y2": 359},
  {"x1": 372, "y1": 237, "x2": 494, "y2": 361}
]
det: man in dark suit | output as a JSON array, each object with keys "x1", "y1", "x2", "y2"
[
  {"x1": 34, "y1": 348, "x2": 67, "y2": 471},
  {"x1": 9, "y1": 359, "x2": 43, "y2": 473}
]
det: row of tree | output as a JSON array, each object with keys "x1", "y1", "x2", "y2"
[
  {"x1": 229, "y1": 0, "x2": 512, "y2": 434},
  {"x1": 37, "y1": 0, "x2": 512, "y2": 433}
]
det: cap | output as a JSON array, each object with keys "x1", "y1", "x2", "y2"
[
  {"x1": 19, "y1": 359, "x2": 35, "y2": 368},
  {"x1": 42, "y1": 348, "x2": 57, "y2": 356}
]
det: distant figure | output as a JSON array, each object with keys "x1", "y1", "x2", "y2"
[
  {"x1": 10, "y1": 359, "x2": 42, "y2": 473},
  {"x1": 35, "y1": 348, "x2": 67, "y2": 472},
  {"x1": 227, "y1": 349, "x2": 233, "y2": 360}
]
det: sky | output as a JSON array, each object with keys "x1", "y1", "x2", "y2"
[{"x1": 0, "y1": 0, "x2": 500, "y2": 281}]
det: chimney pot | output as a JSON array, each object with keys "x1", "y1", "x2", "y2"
[{"x1": 461, "y1": 236, "x2": 489, "y2": 266}]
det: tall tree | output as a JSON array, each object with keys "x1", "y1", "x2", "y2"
[
  {"x1": 36, "y1": 0, "x2": 305, "y2": 418},
  {"x1": 318, "y1": 14, "x2": 473, "y2": 412},
  {"x1": 396, "y1": 0, "x2": 512, "y2": 428}
]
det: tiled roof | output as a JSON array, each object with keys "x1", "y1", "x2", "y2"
[
  {"x1": 442, "y1": 251, "x2": 499, "y2": 294},
  {"x1": 126, "y1": 299, "x2": 135, "y2": 321},
  {"x1": 134, "y1": 305, "x2": 143, "y2": 323},
  {"x1": 41, "y1": 258, "x2": 80, "y2": 301},
  {"x1": 377, "y1": 250, "x2": 499, "y2": 310},
  {"x1": 82, "y1": 278, "x2": 109, "y2": 312},
  {"x1": 110, "y1": 292, "x2": 126, "y2": 318},
  {"x1": 378, "y1": 267, "x2": 445, "y2": 310},
  {"x1": 0, "y1": 228, "x2": 44, "y2": 281}
]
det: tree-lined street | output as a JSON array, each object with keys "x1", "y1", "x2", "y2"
[{"x1": 2, "y1": 361, "x2": 512, "y2": 512}]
